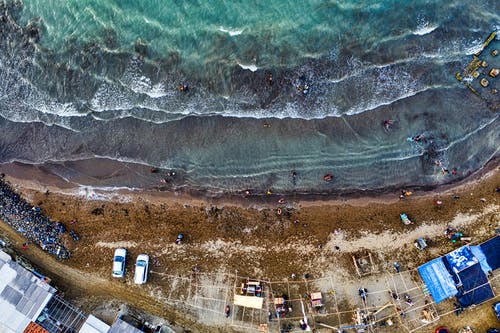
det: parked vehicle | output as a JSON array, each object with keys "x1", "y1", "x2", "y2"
[
  {"x1": 112, "y1": 248, "x2": 127, "y2": 278},
  {"x1": 134, "y1": 254, "x2": 149, "y2": 284}
]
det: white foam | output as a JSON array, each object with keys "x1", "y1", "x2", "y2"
[
  {"x1": 218, "y1": 26, "x2": 242, "y2": 36},
  {"x1": 147, "y1": 82, "x2": 168, "y2": 98},
  {"x1": 238, "y1": 63, "x2": 258, "y2": 72},
  {"x1": 463, "y1": 38, "x2": 484, "y2": 55},
  {"x1": 77, "y1": 185, "x2": 135, "y2": 202},
  {"x1": 413, "y1": 23, "x2": 438, "y2": 36},
  {"x1": 96, "y1": 241, "x2": 138, "y2": 248},
  {"x1": 34, "y1": 101, "x2": 82, "y2": 117}
]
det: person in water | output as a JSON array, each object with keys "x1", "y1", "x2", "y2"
[
  {"x1": 413, "y1": 134, "x2": 423, "y2": 142},
  {"x1": 268, "y1": 73, "x2": 274, "y2": 86},
  {"x1": 178, "y1": 84, "x2": 189, "y2": 92},
  {"x1": 383, "y1": 119, "x2": 394, "y2": 130}
]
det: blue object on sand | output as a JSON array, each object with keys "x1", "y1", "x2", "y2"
[{"x1": 400, "y1": 213, "x2": 412, "y2": 225}]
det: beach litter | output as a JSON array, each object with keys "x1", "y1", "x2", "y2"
[
  {"x1": 414, "y1": 237, "x2": 428, "y2": 250},
  {"x1": 400, "y1": 213, "x2": 414, "y2": 225}
]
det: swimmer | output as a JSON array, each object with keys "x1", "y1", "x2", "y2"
[
  {"x1": 267, "y1": 73, "x2": 273, "y2": 86},
  {"x1": 383, "y1": 119, "x2": 394, "y2": 130}
]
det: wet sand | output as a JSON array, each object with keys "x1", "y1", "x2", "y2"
[{"x1": 1, "y1": 154, "x2": 499, "y2": 208}]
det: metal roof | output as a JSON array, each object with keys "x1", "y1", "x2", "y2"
[
  {"x1": 108, "y1": 318, "x2": 145, "y2": 333},
  {"x1": 23, "y1": 322, "x2": 49, "y2": 333},
  {"x1": 0, "y1": 250, "x2": 56, "y2": 333},
  {"x1": 79, "y1": 315, "x2": 110, "y2": 333}
]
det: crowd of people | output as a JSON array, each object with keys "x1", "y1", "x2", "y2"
[{"x1": 0, "y1": 176, "x2": 70, "y2": 259}]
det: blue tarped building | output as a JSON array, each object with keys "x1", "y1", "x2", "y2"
[{"x1": 418, "y1": 235, "x2": 499, "y2": 306}]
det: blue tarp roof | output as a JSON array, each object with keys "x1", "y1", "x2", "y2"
[
  {"x1": 480, "y1": 235, "x2": 500, "y2": 270},
  {"x1": 457, "y1": 263, "x2": 494, "y2": 307},
  {"x1": 445, "y1": 246, "x2": 478, "y2": 273},
  {"x1": 470, "y1": 245, "x2": 492, "y2": 275},
  {"x1": 418, "y1": 257, "x2": 458, "y2": 304},
  {"x1": 419, "y1": 236, "x2": 499, "y2": 307}
]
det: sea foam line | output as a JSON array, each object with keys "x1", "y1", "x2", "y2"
[
  {"x1": 437, "y1": 115, "x2": 500, "y2": 153},
  {"x1": 238, "y1": 63, "x2": 258, "y2": 72},
  {"x1": 413, "y1": 23, "x2": 439, "y2": 36},
  {"x1": 218, "y1": 26, "x2": 243, "y2": 36}
]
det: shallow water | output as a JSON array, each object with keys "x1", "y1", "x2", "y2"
[{"x1": 0, "y1": 0, "x2": 499, "y2": 194}]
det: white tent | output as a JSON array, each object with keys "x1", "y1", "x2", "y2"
[{"x1": 233, "y1": 295, "x2": 264, "y2": 309}]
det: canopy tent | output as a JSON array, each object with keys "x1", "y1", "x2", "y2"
[
  {"x1": 419, "y1": 236, "x2": 499, "y2": 307},
  {"x1": 480, "y1": 235, "x2": 500, "y2": 270},
  {"x1": 418, "y1": 258, "x2": 458, "y2": 304},
  {"x1": 445, "y1": 246, "x2": 478, "y2": 273},
  {"x1": 233, "y1": 294, "x2": 264, "y2": 309},
  {"x1": 457, "y1": 262, "x2": 494, "y2": 307}
]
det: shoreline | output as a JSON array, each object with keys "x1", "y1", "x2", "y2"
[
  {"x1": 1, "y1": 153, "x2": 499, "y2": 333},
  {"x1": 1, "y1": 155, "x2": 499, "y2": 209}
]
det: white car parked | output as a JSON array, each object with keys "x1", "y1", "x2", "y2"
[
  {"x1": 112, "y1": 248, "x2": 127, "y2": 278},
  {"x1": 134, "y1": 254, "x2": 149, "y2": 284}
]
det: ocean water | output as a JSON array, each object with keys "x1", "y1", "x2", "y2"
[{"x1": 0, "y1": 0, "x2": 499, "y2": 194}]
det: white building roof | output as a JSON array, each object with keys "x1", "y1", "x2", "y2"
[
  {"x1": 0, "y1": 250, "x2": 56, "y2": 333},
  {"x1": 108, "y1": 318, "x2": 145, "y2": 333},
  {"x1": 79, "y1": 315, "x2": 111, "y2": 333}
]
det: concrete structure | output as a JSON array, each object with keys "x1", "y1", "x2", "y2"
[
  {"x1": 0, "y1": 250, "x2": 56, "y2": 333},
  {"x1": 79, "y1": 315, "x2": 111, "y2": 333}
]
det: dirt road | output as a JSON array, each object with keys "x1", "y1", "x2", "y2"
[{"x1": 0, "y1": 220, "x2": 215, "y2": 333}]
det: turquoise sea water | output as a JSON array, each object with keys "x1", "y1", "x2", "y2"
[{"x1": 0, "y1": 0, "x2": 499, "y2": 194}]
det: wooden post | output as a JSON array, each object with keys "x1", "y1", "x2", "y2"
[
  {"x1": 369, "y1": 253, "x2": 375, "y2": 273},
  {"x1": 353, "y1": 256, "x2": 361, "y2": 277}
]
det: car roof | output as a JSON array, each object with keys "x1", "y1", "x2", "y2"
[
  {"x1": 114, "y1": 248, "x2": 127, "y2": 256},
  {"x1": 134, "y1": 265, "x2": 147, "y2": 283}
]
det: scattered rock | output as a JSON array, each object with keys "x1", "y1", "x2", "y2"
[
  {"x1": 489, "y1": 68, "x2": 499, "y2": 78},
  {"x1": 480, "y1": 78, "x2": 489, "y2": 87}
]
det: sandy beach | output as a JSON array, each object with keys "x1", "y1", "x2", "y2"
[{"x1": 0, "y1": 160, "x2": 499, "y2": 332}]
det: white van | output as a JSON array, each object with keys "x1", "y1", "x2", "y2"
[{"x1": 134, "y1": 254, "x2": 149, "y2": 284}]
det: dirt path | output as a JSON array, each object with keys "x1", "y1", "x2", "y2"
[{"x1": 0, "y1": 221, "x2": 214, "y2": 333}]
